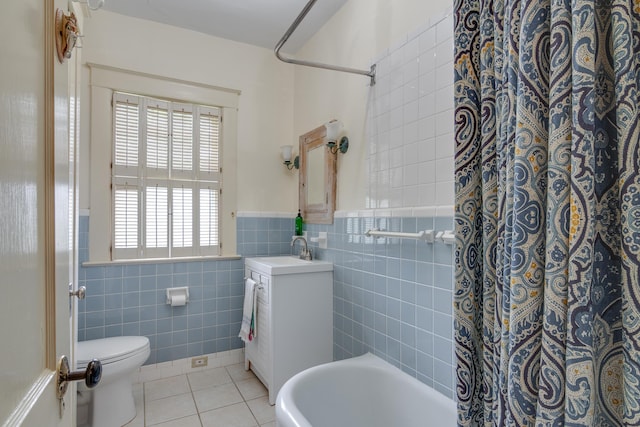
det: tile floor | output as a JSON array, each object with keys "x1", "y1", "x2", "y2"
[{"x1": 124, "y1": 364, "x2": 275, "y2": 427}]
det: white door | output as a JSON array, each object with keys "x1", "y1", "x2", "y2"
[{"x1": 0, "y1": 1, "x2": 80, "y2": 425}]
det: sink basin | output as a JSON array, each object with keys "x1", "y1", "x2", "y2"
[{"x1": 245, "y1": 256, "x2": 333, "y2": 275}]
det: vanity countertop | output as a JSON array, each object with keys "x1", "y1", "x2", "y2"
[{"x1": 245, "y1": 256, "x2": 333, "y2": 275}]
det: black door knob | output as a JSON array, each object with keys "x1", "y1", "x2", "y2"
[
  {"x1": 57, "y1": 355, "x2": 102, "y2": 400},
  {"x1": 66, "y1": 359, "x2": 102, "y2": 388}
]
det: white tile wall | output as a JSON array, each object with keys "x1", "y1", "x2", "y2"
[{"x1": 368, "y1": 11, "x2": 455, "y2": 209}]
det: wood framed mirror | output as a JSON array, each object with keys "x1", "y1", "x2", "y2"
[{"x1": 299, "y1": 124, "x2": 336, "y2": 224}]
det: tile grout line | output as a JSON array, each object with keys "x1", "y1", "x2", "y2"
[
  {"x1": 142, "y1": 385, "x2": 146, "y2": 427},
  {"x1": 184, "y1": 373, "x2": 201, "y2": 426},
  {"x1": 225, "y1": 365, "x2": 262, "y2": 427},
  {"x1": 136, "y1": 363, "x2": 273, "y2": 427}
]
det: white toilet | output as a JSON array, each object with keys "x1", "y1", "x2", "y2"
[{"x1": 76, "y1": 336, "x2": 150, "y2": 427}]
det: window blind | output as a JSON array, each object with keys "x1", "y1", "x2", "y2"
[
  {"x1": 111, "y1": 92, "x2": 221, "y2": 260},
  {"x1": 146, "y1": 100, "x2": 169, "y2": 173},
  {"x1": 199, "y1": 109, "x2": 220, "y2": 175},
  {"x1": 171, "y1": 104, "x2": 194, "y2": 175},
  {"x1": 113, "y1": 95, "x2": 140, "y2": 177},
  {"x1": 172, "y1": 185, "x2": 193, "y2": 252},
  {"x1": 113, "y1": 184, "x2": 139, "y2": 259},
  {"x1": 145, "y1": 184, "x2": 168, "y2": 250},
  {"x1": 199, "y1": 186, "x2": 219, "y2": 248}
]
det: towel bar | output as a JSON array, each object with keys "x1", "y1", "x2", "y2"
[
  {"x1": 435, "y1": 230, "x2": 455, "y2": 245},
  {"x1": 365, "y1": 229, "x2": 435, "y2": 243}
]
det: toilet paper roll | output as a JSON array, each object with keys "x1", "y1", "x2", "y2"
[{"x1": 170, "y1": 294, "x2": 186, "y2": 307}]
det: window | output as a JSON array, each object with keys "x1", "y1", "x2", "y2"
[{"x1": 112, "y1": 92, "x2": 221, "y2": 259}]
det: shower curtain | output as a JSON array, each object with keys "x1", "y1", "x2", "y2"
[{"x1": 453, "y1": 0, "x2": 640, "y2": 425}]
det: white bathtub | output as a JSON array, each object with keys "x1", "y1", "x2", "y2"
[{"x1": 276, "y1": 353, "x2": 457, "y2": 427}]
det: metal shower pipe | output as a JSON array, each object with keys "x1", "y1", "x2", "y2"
[{"x1": 274, "y1": 0, "x2": 376, "y2": 85}]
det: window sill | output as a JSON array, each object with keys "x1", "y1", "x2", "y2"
[{"x1": 82, "y1": 254, "x2": 241, "y2": 267}]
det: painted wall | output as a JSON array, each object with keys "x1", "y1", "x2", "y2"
[
  {"x1": 79, "y1": 0, "x2": 453, "y2": 217},
  {"x1": 79, "y1": 10, "x2": 298, "y2": 213}
]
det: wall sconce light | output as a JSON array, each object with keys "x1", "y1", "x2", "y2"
[
  {"x1": 325, "y1": 120, "x2": 349, "y2": 155},
  {"x1": 281, "y1": 145, "x2": 299, "y2": 170}
]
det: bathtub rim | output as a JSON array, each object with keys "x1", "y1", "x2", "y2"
[{"x1": 275, "y1": 352, "x2": 456, "y2": 427}]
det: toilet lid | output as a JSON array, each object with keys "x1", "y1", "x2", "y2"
[{"x1": 77, "y1": 336, "x2": 149, "y2": 366}]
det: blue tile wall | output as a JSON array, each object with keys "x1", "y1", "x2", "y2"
[
  {"x1": 305, "y1": 215, "x2": 455, "y2": 399},
  {"x1": 236, "y1": 216, "x2": 296, "y2": 257},
  {"x1": 78, "y1": 213, "x2": 454, "y2": 398},
  {"x1": 77, "y1": 215, "x2": 293, "y2": 365}
]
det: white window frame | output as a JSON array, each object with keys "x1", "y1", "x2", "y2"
[{"x1": 88, "y1": 64, "x2": 239, "y2": 263}]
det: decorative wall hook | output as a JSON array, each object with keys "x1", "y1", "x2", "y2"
[{"x1": 55, "y1": 9, "x2": 80, "y2": 63}]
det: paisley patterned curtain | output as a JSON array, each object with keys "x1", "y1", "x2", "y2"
[{"x1": 453, "y1": 0, "x2": 640, "y2": 425}]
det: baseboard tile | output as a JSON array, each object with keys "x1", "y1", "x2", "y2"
[{"x1": 132, "y1": 348, "x2": 245, "y2": 384}]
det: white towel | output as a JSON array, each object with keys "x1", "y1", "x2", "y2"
[
  {"x1": 239, "y1": 278, "x2": 256, "y2": 343},
  {"x1": 251, "y1": 282, "x2": 258, "y2": 340}
]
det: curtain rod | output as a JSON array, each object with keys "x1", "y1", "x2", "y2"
[{"x1": 274, "y1": 0, "x2": 376, "y2": 86}]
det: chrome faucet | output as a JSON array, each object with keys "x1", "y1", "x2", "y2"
[{"x1": 291, "y1": 236, "x2": 312, "y2": 260}]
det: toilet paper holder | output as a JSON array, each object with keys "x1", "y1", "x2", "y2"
[{"x1": 166, "y1": 286, "x2": 189, "y2": 306}]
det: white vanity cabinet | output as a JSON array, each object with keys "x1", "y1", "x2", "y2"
[{"x1": 244, "y1": 256, "x2": 333, "y2": 405}]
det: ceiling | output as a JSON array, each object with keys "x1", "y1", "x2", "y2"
[{"x1": 99, "y1": 0, "x2": 348, "y2": 53}]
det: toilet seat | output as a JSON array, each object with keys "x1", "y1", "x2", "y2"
[{"x1": 77, "y1": 336, "x2": 149, "y2": 366}]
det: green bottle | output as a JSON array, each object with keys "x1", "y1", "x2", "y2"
[{"x1": 295, "y1": 210, "x2": 304, "y2": 236}]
